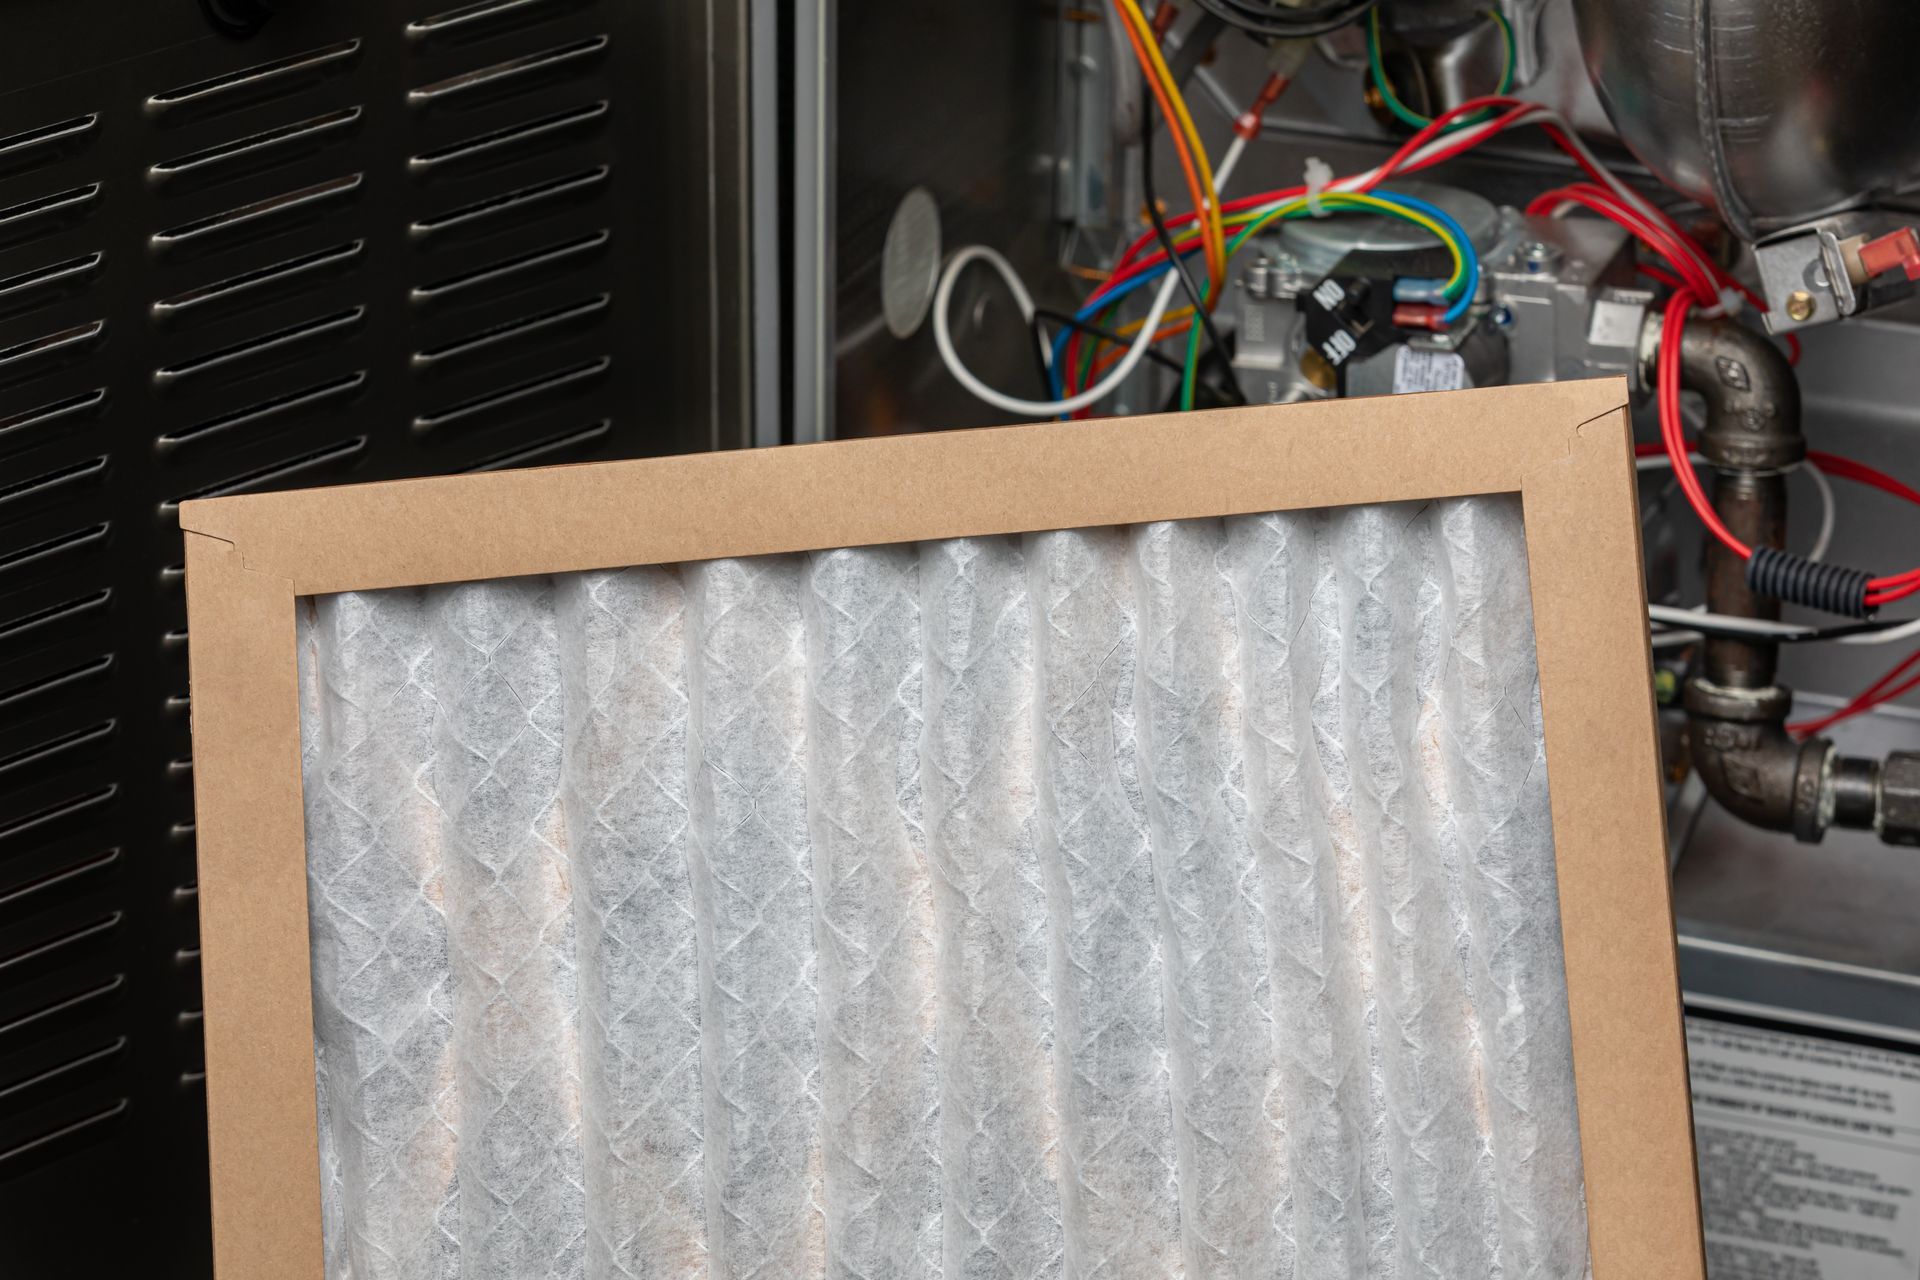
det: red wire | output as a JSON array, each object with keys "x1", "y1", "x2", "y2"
[
  {"x1": 1640, "y1": 441, "x2": 1920, "y2": 513},
  {"x1": 1789, "y1": 651, "x2": 1920, "y2": 737},
  {"x1": 1531, "y1": 185, "x2": 1720, "y2": 301},
  {"x1": 1658, "y1": 293, "x2": 1753, "y2": 558},
  {"x1": 1869, "y1": 581, "x2": 1920, "y2": 607},
  {"x1": 1812, "y1": 452, "x2": 1920, "y2": 508},
  {"x1": 1638, "y1": 263, "x2": 1684, "y2": 291}
]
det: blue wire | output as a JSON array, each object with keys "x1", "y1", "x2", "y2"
[
  {"x1": 1047, "y1": 260, "x2": 1183, "y2": 401},
  {"x1": 1364, "y1": 189, "x2": 1481, "y2": 324}
]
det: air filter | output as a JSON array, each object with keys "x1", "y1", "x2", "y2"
[{"x1": 295, "y1": 496, "x2": 1589, "y2": 1279}]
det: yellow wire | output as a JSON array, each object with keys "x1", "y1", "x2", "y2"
[
  {"x1": 1229, "y1": 191, "x2": 1468, "y2": 293},
  {"x1": 1112, "y1": 0, "x2": 1226, "y2": 288},
  {"x1": 1112, "y1": 0, "x2": 1221, "y2": 285},
  {"x1": 1116, "y1": 305, "x2": 1196, "y2": 339}
]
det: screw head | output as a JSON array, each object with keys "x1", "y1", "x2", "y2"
[
  {"x1": 1786, "y1": 290, "x2": 1816, "y2": 322},
  {"x1": 1520, "y1": 240, "x2": 1560, "y2": 274},
  {"x1": 1299, "y1": 349, "x2": 1336, "y2": 391}
]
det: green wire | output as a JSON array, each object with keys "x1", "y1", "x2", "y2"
[
  {"x1": 1181, "y1": 285, "x2": 1207, "y2": 410},
  {"x1": 1367, "y1": 7, "x2": 1516, "y2": 132}
]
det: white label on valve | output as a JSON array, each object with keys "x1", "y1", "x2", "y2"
[
  {"x1": 1589, "y1": 298, "x2": 1647, "y2": 348},
  {"x1": 1391, "y1": 346, "x2": 1466, "y2": 394},
  {"x1": 1688, "y1": 1014, "x2": 1920, "y2": 1280}
]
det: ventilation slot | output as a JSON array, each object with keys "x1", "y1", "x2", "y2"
[
  {"x1": 410, "y1": 167, "x2": 605, "y2": 246},
  {"x1": 465, "y1": 419, "x2": 610, "y2": 471},
  {"x1": 152, "y1": 241, "x2": 363, "y2": 327},
  {"x1": 411, "y1": 295, "x2": 607, "y2": 372},
  {"x1": 149, "y1": 108, "x2": 362, "y2": 198},
  {"x1": 0, "y1": 525, "x2": 109, "y2": 580},
  {"x1": 160, "y1": 437, "x2": 367, "y2": 510},
  {"x1": 157, "y1": 372, "x2": 365, "y2": 455},
  {"x1": 0, "y1": 975, "x2": 123, "y2": 1043},
  {"x1": 0, "y1": 915, "x2": 121, "y2": 984},
  {"x1": 0, "y1": 115, "x2": 101, "y2": 182},
  {"x1": 0, "y1": 590, "x2": 111, "y2": 648},
  {"x1": 407, "y1": 0, "x2": 587, "y2": 48},
  {"x1": 0, "y1": 659, "x2": 114, "y2": 716},
  {"x1": 150, "y1": 174, "x2": 361, "y2": 262},
  {"x1": 0, "y1": 850, "x2": 119, "y2": 919},
  {"x1": 0, "y1": 253, "x2": 102, "y2": 323},
  {"x1": 0, "y1": 390, "x2": 108, "y2": 451},
  {"x1": 407, "y1": 36, "x2": 610, "y2": 112},
  {"x1": 410, "y1": 228, "x2": 608, "y2": 310},
  {"x1": 0, "y1": 456, "x2": 109, "y2": 512},
  {"x1": 413, "y1": 356, "x2": 608, "y2": 434},
  {"x1": 0, "y1": 1040, "x2": 128, "y2": 1107},
  {"x1": 0, "y1": 322, "x2": 106, "y2": 391},
  {"x1": 152, "y1": 308, "x2": 363, "y2": 393},
  {"x1": 0, "y1": 185, "x2": 102, "y2": 253},
  {"x1": 0, "y1": 723, "x2": 116, "y2": 783},
  {"x1": 147, "y1": 40, "x2": 362, "y2": 127},
  {"x1": 409, "y1": 101, "x2": 608, "y2": 180},
  {"x1": 0, "y1": 1099, "x2": 129, "y2": 1172}
]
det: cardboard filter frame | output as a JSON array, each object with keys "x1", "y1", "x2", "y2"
[{"x1": 181, "y1": 378, "x2": 1705, "y2": 1279}]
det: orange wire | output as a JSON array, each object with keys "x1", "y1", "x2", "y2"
[
  {"x1": 1088, "y1": 318, "x2": 1194, "y2": 380},
  {"x1": 1112, "y1": 2, "x2": 1224, "y2": 288}
]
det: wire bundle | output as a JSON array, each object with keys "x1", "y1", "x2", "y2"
[
  {"x1": 928, "y1": 21, "x2": 1920, "y2": 716},
  {"x1": 939, "y1": 89, "x2": 1698, "y2": 421}
]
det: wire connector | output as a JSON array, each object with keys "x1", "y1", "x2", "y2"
[
  {"x1": 1392, "y1": 276, "x2": 1449, "y2": 304},
  {"x1": 1859, "y1": 227, "x2": 1920, "y2": 283},
  {"x1": 1747, "y1": 546, "x2": 1875, "y2": 619},
  {"x1": 1304, "y1": 156, "x2": 1333, "y2": 217},
  {"x1": 1233, "y1": 72, "x2": 1291, "y2": 140}
]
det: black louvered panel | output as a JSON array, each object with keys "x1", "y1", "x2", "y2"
[
  {"x1": 403, "y1": 3, "x2": 623, "y2": 473},
  {"x1": 0, "y1": 2, "x2": 717, "y2": 1274},
  {"x1": 0, "y1": 42, "x2": 129, "y2": 1257}
]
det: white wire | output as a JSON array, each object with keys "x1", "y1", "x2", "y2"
[
  {"x1": 1649, "y1": 629, "x2": 1705, "y2": 650},
  {"x1": 932, "y1": 137, "x2": 1249, "y2": 419},
  {"x1": 1648, "y1": 604, "x2": 1920, "y2": 646},
  {"x1": 1638, "y1": 453, "x2": 1835, "y2": 563},
  {"x1": 1804, "y1": 460, "x2": 1837, "y2": 564},
  {"x1": 1850, "y1": 614, "x2": 1920, "y2": 644},
  {"x1": 933, "y1": 258, "x2": 1178, "y2": 418}
]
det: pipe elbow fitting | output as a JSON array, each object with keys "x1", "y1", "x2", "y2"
[
  {"x1": 1684, "y1": 679, "x2": 1833, "y2": 841},
  {"x1": 1678, "y1": 314, "x2": 1804, "y2": 472}
]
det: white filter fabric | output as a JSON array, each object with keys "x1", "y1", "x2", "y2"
[{"x1": 297, "y1": 496, "x2": 1587, "y2": 1280}]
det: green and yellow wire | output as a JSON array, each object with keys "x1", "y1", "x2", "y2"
[
  {"x1": 1368, "y1": 8, "x2": 1516, "y2": 132},
  {"x1": 1175, "y1": 191, "x2": 1473, "y2": 409}
]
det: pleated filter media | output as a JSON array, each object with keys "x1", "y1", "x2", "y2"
[{"x1": 295, "y1": 494, "x2": 1589, "y2": 1280}]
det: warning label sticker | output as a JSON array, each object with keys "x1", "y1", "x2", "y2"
[
  {"x1": 1391, "y1": 346, "x2": 1467, "y2": 394},
  {"x1": 1688, "y1": 1014, "x2": 1920, "y2": 1279}
]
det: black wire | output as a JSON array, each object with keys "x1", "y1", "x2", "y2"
[
  {"x1": 1191, "y1": 0, "x2": 1377, "y2": 39},
  {"x1": 1653, "y1": 616, "x2": 1913, "y2": 645},
  {"x1": 1031, "y1": 307, "x2": 1189, "y2": 377},
  {"x1": 1021, "y1": 309, "x2": 1054, "y2": 402},
  {"x1": 1140, "y1": 96, "x2": 1244, "y2": 405}
]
